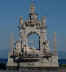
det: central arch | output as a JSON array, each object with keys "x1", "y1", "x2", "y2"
[{"x1": 27, "y1": 32, "x2": 40, "y2": 50}]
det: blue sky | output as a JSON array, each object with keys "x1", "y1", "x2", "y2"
[{"x1": 0, "y1": 0, "x2": 66, "y2": 58}]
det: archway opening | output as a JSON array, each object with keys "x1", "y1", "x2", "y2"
[{"x1": 27, "y1": 32, "x2": 40, "y2": 50}]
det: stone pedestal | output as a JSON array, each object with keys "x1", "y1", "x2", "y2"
[{"x1": 7, "y1": 53, "x2": 59, "y2": 68}]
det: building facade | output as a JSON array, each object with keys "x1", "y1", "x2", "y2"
[{"x1": 7, "y1": 2, "x2": 59, "y2": 69}]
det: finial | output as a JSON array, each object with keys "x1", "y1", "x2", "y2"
[
  {"x1": 41, "y1": 16, "x2": 47, "y2": 28},
  {"x1": 54, "y1": 32, "x2": 57, "y2": 56},
  {"x1": 30, "y1": 1, "x2": 35, "y2": 13},
  {"x1": 10, "y1": 32, "x2": 15, "y2": 54},
  {"x1": 19, "y1": 16, "x2": 23, "y2": 24},
  {"x1": 42, "y1": 16, "x2": 46, "y2": 24},
  {"x1": 16, "y1": 16, "x2": 17, "y2": 25},
  {"x1": 32, "y1": 0, "x2": 34, "y2": 4}
]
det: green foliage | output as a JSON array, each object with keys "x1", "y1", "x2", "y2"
[{"x1": 61, "y1": 64, "x2": 66, "y2": 67}]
